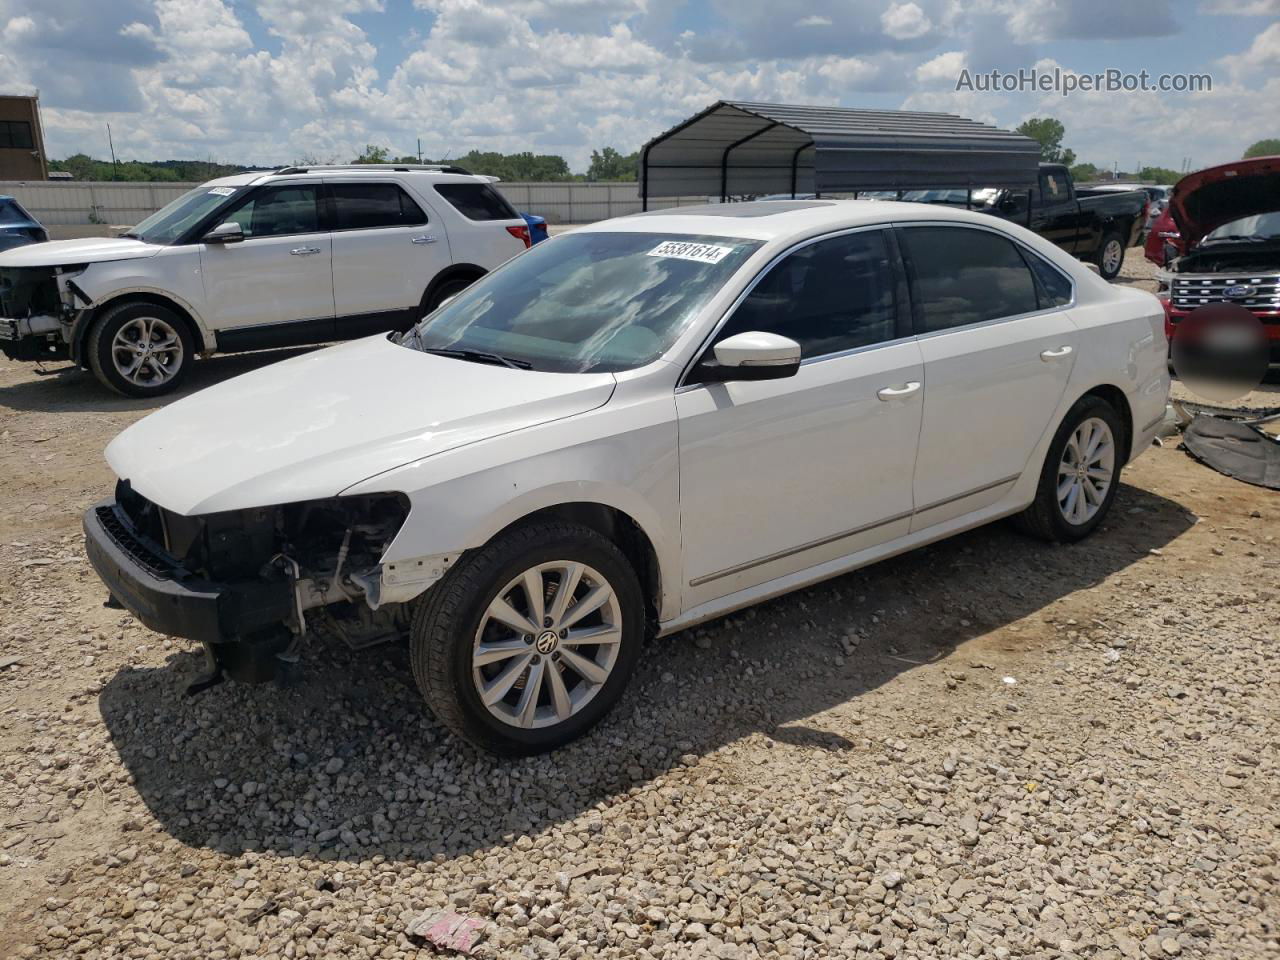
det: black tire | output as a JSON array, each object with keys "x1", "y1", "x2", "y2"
[
  {"x1": 409, "y1": 520, "x2": 644, "y2": 755},
  {"x1": 87, "y1": 300, "x2": 195, "y2": 398},
  {"x1": 422, "y1": 275, "x2": 479, "y2": 315},
  {"x1": 1094, "y1": 230, "x2": 1126, "y2": 281},
  {"x1": 1013, "y1": 395, "x2": 1125, "y2": 543}
]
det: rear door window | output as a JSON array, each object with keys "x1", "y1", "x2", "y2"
[
  {"x1": 1020, "y1": 247, "x2": 1074, "y2": 308},
  {"x1": 898, "y1": 226, "x2": 1041, "y2": 332},
  {"x1": 433, "y1": 183, "x2": 519, "y2": 221},
  {"x1": 330, "y1": 183, "x2": 427, "y2": 229}
]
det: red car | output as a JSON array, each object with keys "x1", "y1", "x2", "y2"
[{"x1": 1149, "y1": 156, "x2": 1280, "y2": 369}]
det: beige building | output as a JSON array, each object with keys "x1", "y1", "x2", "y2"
[{"x1": 0, "y1": 94, "x2": 49, "y2": 181}]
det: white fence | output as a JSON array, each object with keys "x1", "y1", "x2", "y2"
[{"x1": 0, "y1": 179, "x2": 707, "y2": 232}]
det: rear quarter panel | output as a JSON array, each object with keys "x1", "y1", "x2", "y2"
[{"x1": 1065, "y1": 282, "x2": 1169, "y2": 461}]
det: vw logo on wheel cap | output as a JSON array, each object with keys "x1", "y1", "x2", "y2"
[{"x1": 535, "y1": 631, "x2": 559, "y2": 654}]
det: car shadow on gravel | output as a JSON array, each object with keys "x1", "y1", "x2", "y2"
[
  {"x1": 97, "y1": 480, "x2": 1195, "y2": 865},
  {"x1": 0, "y1": 347, "x2": 321, "y2": 414}
]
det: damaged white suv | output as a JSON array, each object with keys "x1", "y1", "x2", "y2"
[
  {"x1": 85, "y1": 200, "x2": 1169, "y2": 754},
  {"x1": 0, "y1": 165, "x2": 530, "y2": 395}
]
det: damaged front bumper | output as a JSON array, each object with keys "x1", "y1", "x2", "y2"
[{"x1": 83, "y1": 500, "x2": 296, "y2": 684}]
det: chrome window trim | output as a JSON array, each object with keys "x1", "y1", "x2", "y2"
[{"x1": 676, "y1": 222, "x2": 900, "y2": 389}]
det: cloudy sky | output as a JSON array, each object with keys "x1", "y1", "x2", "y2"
[{"x1": 1, "y1": 0, "x2": 1276, "y2": 173}]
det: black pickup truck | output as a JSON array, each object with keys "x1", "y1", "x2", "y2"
[
  {"x1": 874, "y1": 164, "x2": 1148, "y2": 280},
  {"x1": 985, "y1": 164, "x2": 1148, "y2": 280}
]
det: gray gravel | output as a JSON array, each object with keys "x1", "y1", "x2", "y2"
[{"x1": 1, "y1": 253, "x2": 1278, "y2": 959}]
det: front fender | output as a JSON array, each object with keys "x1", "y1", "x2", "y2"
[
  {"x1": 342, "y1": 391, "x2": 683, "y2": 620},
  {"x1": 74, "y1": 259, "x2": 214, "y2": 351}
]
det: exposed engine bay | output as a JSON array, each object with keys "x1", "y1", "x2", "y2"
[
  {"x1": 107, "y1": 483, "x2": 450, "y2": 688},
  {"x1": 1171, "y1": 242, "x2": 1280, "y2": 274},
  {"x1": 0, "y1": 265, "x2": 87, "y2": 362}
]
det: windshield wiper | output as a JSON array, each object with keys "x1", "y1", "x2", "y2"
[
  {"x1": 422, "y1": 347, "x2": 532, "y2": 370},
  {"x1": 1202, "y1": 235, "x2": 1267, "y2": 243},
  {"x1": 120, "y1": 231, "x2": 141, "y2": 240}
]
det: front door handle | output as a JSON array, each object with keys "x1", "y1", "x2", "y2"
[
  {"x1": 410, "y1": 235, "x2": 438, "y2": 244},
  {"x1": 877, "y1": 381, "x2": 921, "y2": 401},
  {"x1": 290, "y1": 246, "x2": 321, "y2": 256},
  {"x1": 1040, "y1": 346, "x2": 1073, "y2": 361}
]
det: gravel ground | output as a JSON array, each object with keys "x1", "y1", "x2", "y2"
[{"x1": 1, "y1": 252, "x2": 1278, "y2": 959}]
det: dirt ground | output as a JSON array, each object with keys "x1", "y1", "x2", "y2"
[{"x1": 0, "y1": 255, "x2": 1277, "y2": 959}]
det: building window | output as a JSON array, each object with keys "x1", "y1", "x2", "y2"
[{"x1": 0, "y1": 121, "x2": 35, "y2": 150}]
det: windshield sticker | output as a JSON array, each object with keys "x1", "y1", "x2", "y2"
[
  {"x1": 207, "y1": 187, "x2": 236, "y2": 197},
  {"x1": 646, "y1": 240, "x2": 734, "y2": 265}
]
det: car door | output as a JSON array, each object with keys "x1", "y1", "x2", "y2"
[
  {"x1": 897, "y1": 224, "x2": 1078, "y2": 531},
  {"x1": 199, "y1": 182, "x2": 335, "y2": 348},
  {"x1": 676, "y1": 228, "x2": 924, "y2": 609},
  {"x1": 327, "y1": 180, "x2": 450, "y2": 337}
]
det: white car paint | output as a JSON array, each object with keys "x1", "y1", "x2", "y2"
[
  {"x1": 0, "y1": 236, "x2": 163, "y2": 266},
  {"x1": 105, "y1": 199, "x2": 1169, "y2": 634}
]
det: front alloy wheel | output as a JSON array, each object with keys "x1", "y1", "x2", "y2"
[
  {"x1": 111, "y1": 315, "x2": 185, "y2": 389},
  {"x1": 87, "y1": 300, "x2": 195, "y2": 397},
  {"x1": 472, "y1": 561, "x2": 623, "y2": 729},
  {"x1": 410, "y1": 520, "x2": 644, "y2": 755}
]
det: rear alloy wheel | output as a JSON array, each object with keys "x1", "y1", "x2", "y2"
[
  {"x1": 1014, "y1": 395, "x2": 1125, "y2": 542},
  {"x1": 410, "y1": 521, "x2": 643, "y2": 755},
  {"x1": 1096, "y1": 232, "x2": 1126, "y2": 281},
  {"x1": 88, "y1": 301, "x2": 194, "y2": 397}
]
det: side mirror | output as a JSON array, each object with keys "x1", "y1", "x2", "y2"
[
  {"x1": 202, "y1": 221, "x2": 245, "y2": 244},
  {"x1": 694, "y1": 331, "x2": 802, "y2": 383}
]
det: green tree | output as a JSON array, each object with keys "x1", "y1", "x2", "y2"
[
  {"x1": 586, "y1": 146, "x2": 639, "y2": 181},
  {"x1": 1015, "y1": 118, "x2": 1076, "y2": 166},
  {"x1": 1243, "y1": 138, "x2": 1280, "y2": 159},
  {"x1": 1069, "y1": 161, "x2": 1100, "y2": 182},
  {"x1": 1136, "y1": 166, "x2": 1180, "y2": 184},
  {"x1": 351, "y1": 145, "x2": 391, "y2": 164}
]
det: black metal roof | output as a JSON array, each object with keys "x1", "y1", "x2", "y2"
[{"x1": 639, "y1": 100, "x2": 1041, "y2": 203}]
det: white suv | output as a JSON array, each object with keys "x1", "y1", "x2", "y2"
[{"x1": 0, "y1": 165, "x2": 530, "y2": 395}]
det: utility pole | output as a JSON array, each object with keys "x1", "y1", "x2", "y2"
[
  {"x1": 106, "y1": 123, "x2": 119, "y2": 181},
  {"x1": 417, "y1": 138, "x2": 423, "y2": 163}
]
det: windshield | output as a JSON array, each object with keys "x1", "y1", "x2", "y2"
[
  {"x1": 1204, "y1": 212, "x2": 1280, "y2": 242},
  {"x1": 126, "y1": 185, "x2": 245, "y2": 245},
  {"x1": 403, "y1": 231, "x2": 763, "y2": 373}
]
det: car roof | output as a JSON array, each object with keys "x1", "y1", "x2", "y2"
[{"x1": 580, "y1": 198, "x2": 1021, "y2": 242}]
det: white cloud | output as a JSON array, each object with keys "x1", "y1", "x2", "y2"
[
  {"x1": 0, "y1": 0, "x2": 1268, "y2": 176},
  {"x1": 915, "y1": 50, "x2": 965, "y2": 83},
  {"x1": 881, "y1": 2, "x2": 932, "y2": 39},
  {"x1": 1199, "y1": 0, "x2": 1280, "y2": 12}
]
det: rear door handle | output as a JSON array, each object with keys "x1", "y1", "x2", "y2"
[
  {"x1": 410, "y1": 235, "x2": 438, "y2": 244},
  {"x1": 877, "y1": 381, "x2": 921, "y2": 401},
  {"x1": 290, "y1": 246, "x2": 321, "y2": 256},
  {"x1": 1040, "y1": 346, "x2": 1073, "y2": 361}
]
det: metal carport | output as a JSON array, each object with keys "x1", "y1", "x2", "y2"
[{"x1": 638, "y1": 100, "x2": 1041, "y2": 209}]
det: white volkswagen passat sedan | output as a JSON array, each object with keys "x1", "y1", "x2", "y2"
[{"x1": 85, "y1": 200, "x2": 1170, "y2": 754}]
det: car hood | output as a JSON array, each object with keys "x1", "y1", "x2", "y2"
[
  {"x1": 1169, "y1": 155, "x2": 1280, "y2": 249},
  {"x1": 0, "y1": 236, "x2": 162, "y2": 267},
  {"x1": 106, "y1": 336, "x2": 617, "y2": 516}
]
